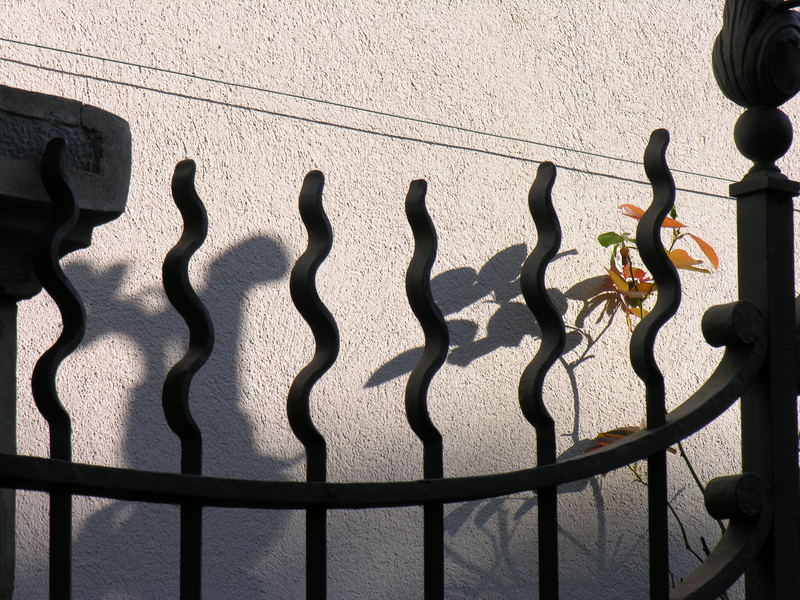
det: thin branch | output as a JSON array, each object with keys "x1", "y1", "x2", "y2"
[{"x1": 677, "y1": 441, "x2": 726, "y2": 534}]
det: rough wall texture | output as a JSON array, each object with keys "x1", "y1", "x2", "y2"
[{"x1": 2, "y1": 1, "x2": 799, "y2": 598}]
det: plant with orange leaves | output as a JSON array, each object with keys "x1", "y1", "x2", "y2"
[
  {"x1": 586, "y1": 204, "x2": 719, "y2": 331},
  {"x1": 581, "y1": 205, "x2": 726, "y2": 591}
]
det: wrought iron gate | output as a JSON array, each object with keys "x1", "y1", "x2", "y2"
[{"x1": 2, "y1": 1, "x2": 800, "y2": 598}]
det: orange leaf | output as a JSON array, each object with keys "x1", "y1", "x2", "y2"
[
  {"x1": 606, "y1": 268, "x2": 629, "y2": 292},
  {"x1": 668, "y1": 249, "x2": 708, "y2": 272},
  {"x1": 628, "y1": 282, "x2": 655, "y2": 297},
  {"x1": 688, "y1": 234, "x2": 719, "y2": 269},
  {"x1": 660, "y1": 215, "x2": 686, "y2": 229},
  {"x1": 622, "y1": 263, "x2": 632, "y2": 280},
  {"x1": 585, "y1": 425, "x2": 676, "y2": 454},
  {"x1": 619, "y1": 204, "x2": 645, "y2": 219},
  {"x1": 619, "y1": 203, "x2": 685, "y2": 228}
]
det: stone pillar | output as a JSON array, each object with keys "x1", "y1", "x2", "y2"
[{"x1": 0, "y1": 84, "x2": 131, "y2": 598}]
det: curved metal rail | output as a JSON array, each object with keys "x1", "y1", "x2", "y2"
[
  {"x1": 670, "y1": 473, "x2": 771, "y2": 600},
  {"x1": 0, "y1": 295, "x2": 766, "y2": 511}
]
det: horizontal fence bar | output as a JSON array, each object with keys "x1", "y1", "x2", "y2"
[{"x1": 0, "y1": 314, "x2": 765, "y2": 509}]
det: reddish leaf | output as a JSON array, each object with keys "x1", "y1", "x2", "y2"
[
  {"x1": 622, "y1": 265, "x2": 652, "y2": 284},
  {"x1": 619, "y1": 204, "x2": 685, "y2": 228},
  {"x1": 585, "y1": 426, "x2": 641, "y2": 453},
  {"x1": 585, "y1": 425, "x2": 676, "y2": 454},
  {"x1": 660, "y1": 215, "x2": 686, "y2": 229},
  {"x1": 606, "y1": 268, "x2": 629, "y2": 292},
  {"x1": 619, "y1": 204, "x2": 645, "y2": 219},
  {"x1": 688, "y1": 234, "x2": 719, "y2": 269},
  {"x1": 625, "y1": 282, "x2": 655, "y2": 299},
  {"x1": 668, "y1": 249, "x2": 710, "y2": 273}
]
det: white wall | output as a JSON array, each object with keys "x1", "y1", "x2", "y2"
[{"x1": 3, "y1": 1, "x2": 798, "y2": 598}]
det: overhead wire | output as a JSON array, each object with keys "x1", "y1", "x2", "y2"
[
  {"x1": 1, "y1": 38, "x2": 740, "y2": 202},
  {"x1": 0, "y1": 36, "x2": 736, "y2": 186}
]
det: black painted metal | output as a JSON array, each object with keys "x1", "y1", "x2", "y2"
[
  {"x1": 671, "y1": 474, "x2": 771, "y2": 600},
  {"x1": 2, "y1": 137, "x2": 780, "y2": 600},
  {"x1": 712, "y1": 0, "x2": 800, "y2": 109},
  {"x1": 631, "y1": 129, "x2": 682, "y2": 600},
  {"x1": 4, "y1": 3, "x2": 800, "y2": 596},
  {"x1": 162, "y1": 159, "x2": 214, "y2": 600},
  {"x1": 288, "y1": 171, "x2": 339, "y2": 600},
  {"x1": 404, "y1": 179, "x2": 448, "y2": 600},
  {"x1": 31, "y1": 138, "x2": 85, "y2": 600},
  {"x1": 518, "y1": 161, "x2": 566, "y2": 600},
  {"x1": 730, "y1": 141, "x2": 800, "y2": 598},
  {"x1": 713, "y1": 2, "x2": 800, "y2": 597}
]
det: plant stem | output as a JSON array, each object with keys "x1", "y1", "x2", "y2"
[
  {"x1": 567, "y1": 320, "x2": 614, "y2": 366},
  {"x1": 666, "y1": 499, "x2": 705, "y2": 563},
  {"x1": 625, "y1": 465, "x2": 709, "y2": 567},
  {"x1": 677, "y1": 441, "x2": 726, "y2": 534}
]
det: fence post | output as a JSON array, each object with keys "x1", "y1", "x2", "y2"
[
  {"x1": 712, "y1": 2, "x2": 800, "y2": 597},
  {"x1": 730, "y1": 108, "x2": 800, "y2": 599},
  {"x1": 0, "y1": 85, "x2": 131, "y2": 598}
]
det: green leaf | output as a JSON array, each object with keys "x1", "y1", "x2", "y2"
[
  {"x1": 598, "y1": 232, "x2": 625, "y2": 247},
  {"x1": 670, "y1": 206, "x2": 678, "y2": 219}
]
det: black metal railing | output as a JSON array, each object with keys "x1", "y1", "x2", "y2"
[{"x1": 2, "y1": 1, "x2": 800, "y2": 598}]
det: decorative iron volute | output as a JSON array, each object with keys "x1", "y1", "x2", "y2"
[{"x1": 713, "y1": 0, "x2": 800, "y2": 109}]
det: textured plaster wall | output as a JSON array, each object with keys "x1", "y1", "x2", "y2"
[{"x1": 2, "y1": 1, "x2": 799, "y2": 598}]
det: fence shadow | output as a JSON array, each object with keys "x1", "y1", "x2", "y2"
[
  {"x1": 63, "y1": 235, "x2": 302, "y2": 599},
  {"x1": 366, "y1": 245, "x2": 582, "y2": 387},
  {"x1": 363, "y1": 242, "x2": 639, "y2": 594},
  {"x1": 15, "y1": 234, "x2": 710, "y2": 598}
]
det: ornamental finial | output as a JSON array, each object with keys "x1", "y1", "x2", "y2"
[{"x1": 713, "y1": 0, "x2": 800, "y2": 108}]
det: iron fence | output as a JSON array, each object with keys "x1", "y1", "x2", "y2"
[{"x1": 2, "y1": 1, "x2": 800, "y2": 598}]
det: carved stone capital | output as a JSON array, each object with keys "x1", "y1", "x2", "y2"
[
  {"x1": 0, "y1": 85, "x2": 131, "y2": 299},
  {"x1": 713, "y1": 0, "x2": 800, "y2": 108}
]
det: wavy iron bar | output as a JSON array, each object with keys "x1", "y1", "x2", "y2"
[
  {"x1": 162, "y1": 159, "x2": 214, "y2": 475},
  {"x1": 288, "y1": 170, "x2": 340, "y2": 600},
  {"x1": 404, "y1": 179, "x2": 449, "y2": 600},
  {"x1": 162, "y1": 159, "x2": 215, "y2": 600},
  {"x1": 519, "y1": 161, "x2": 567, "y2": 600},
  {"x1": 630, "y1": 129, "x2": 682, "y2": 600},
  {"x1": 31, "y1": 138, "x2": 86, "y2": 600}
]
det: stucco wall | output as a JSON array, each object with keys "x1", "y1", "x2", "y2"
[{"x1": 2, "y1": 1, "x2": 798, "y2": 598}]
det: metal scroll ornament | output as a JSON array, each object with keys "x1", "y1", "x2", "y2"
[{"x1": 713, "y1": 0, "x2": 800, "y2": 108}]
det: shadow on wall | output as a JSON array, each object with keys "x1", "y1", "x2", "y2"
[
  {"x1": 366, "y1": 242, "x2": 647, "y2": 595},
  {"x1": 362, "y1": 243, "x2": 729, "y2": 597},
  {"x1": 366, "y1": 244, "x2": 582, "y2": 386},
  {"x1": 59, "y1": 235, "x2": 301, "y2": 599},
  {"x1": 16, "y1": 234, "x2": 713, "y2": 598}
]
